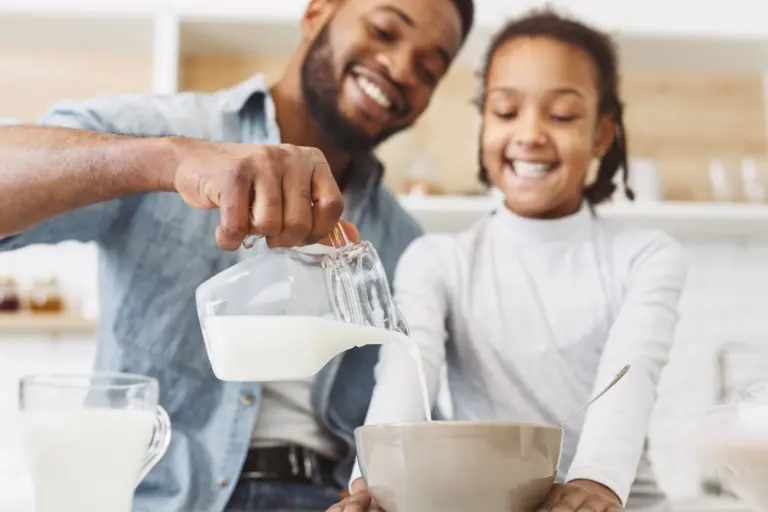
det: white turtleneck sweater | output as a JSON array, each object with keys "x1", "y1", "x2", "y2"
[{"x1": 351, "y1": 204, "x2": 686, "y2": 507}]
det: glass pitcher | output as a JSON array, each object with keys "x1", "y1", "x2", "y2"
[
  {"x1": 196, "y1": 224, "x2": 409, "y2": 382},
  {"x1": 700, "y1": 382, "x2": 768, "y2": 511}
]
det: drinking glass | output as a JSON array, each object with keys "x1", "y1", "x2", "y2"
[
  {"x1": 701, "y1": 382, "x2": 768, "y2": 511},
  {"x1": 18, "y1": 373, "x2": 171, "y2": 512}
]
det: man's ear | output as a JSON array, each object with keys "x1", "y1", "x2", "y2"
[
  {"x1": 593, "y1": 115, "x2": 616, "y2": 158},
  {"x1": 301, "y1": 0, "x2": 339, "y2": 39}
]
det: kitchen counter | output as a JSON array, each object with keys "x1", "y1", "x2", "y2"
[
  {"x1": 0, "y1": 486, "x2": 758, "y2": 512},
  {"x1": 671, "y1": 496, "x2": 757, "y2": 511}
]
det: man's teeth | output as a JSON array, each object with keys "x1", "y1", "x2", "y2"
[
  {"x1": 356, "y1": 75, "x2": 391, "y2": 109},
  {"x1": 514, "y1": 161, "x2": 554, "y2": 178}
]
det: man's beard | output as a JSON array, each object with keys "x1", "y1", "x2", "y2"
[{"x1": 300, "y1": 23, "x2": 402, "y2": 153}]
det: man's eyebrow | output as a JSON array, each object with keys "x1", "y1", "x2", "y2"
[
  {"x1": 373, "y1": 6, "x2": 452, "y2": 67},
  {"x1": 373, "y1": 6, "x2": 414, "y2": 27}
]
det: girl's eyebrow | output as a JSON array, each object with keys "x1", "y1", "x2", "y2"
[{"x1": 487, "y1": 86, "x2": 585, "y2": 99}]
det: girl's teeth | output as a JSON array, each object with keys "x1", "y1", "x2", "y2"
[
  {"x1": 514, "y1": 161, "x2": 553, "y2": 178},
  {"x1": 356, "y1": 76, "x2": 391, "y2": 109}
]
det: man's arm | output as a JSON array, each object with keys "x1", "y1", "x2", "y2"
[
  {"x1": 0, "y1": 95, "x2": 343, "y2": 250},
  {"x1": 0, "y1": 125, "x2": 172, "y2": 236}
]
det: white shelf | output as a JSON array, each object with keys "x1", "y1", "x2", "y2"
[
  {"x1": 0, "y1": 12, "x2": 155, "y2": 53},
  {"x1": 1, "y1": 1, "x2": 765, "y2": 75},
  {"x1": 0, "y1": 312, "x2": 96, "y2": 336},
  {"x1": 467, "y1": 0, "x2": 768, "y2": 73},
  {"x1": 0, "y1": 0, "x2": 156, "y2": 16},
  {"x1": 170, "y1": 0, "x2": 308, "y2": 21},
  {"x1": 175, "y1": 16, "x2": 768, "y2": 74},
  {"x1": 399, "y1": 196, "x2": 768, "y2": 241},
  {"x1": 484, "y1": 0, "x2": 768, "y2": 40},
  {"x1": 179, "y1": 18, "x2": 298, "y2": 56}
]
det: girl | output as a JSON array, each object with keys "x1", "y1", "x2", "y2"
[{"x1": 333, "y1": 10, "x2": 686, "y2": 512}]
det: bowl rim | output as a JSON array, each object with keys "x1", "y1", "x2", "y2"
[{"x1": 355, "y1": 420, "x2": 564, "y2": 434}]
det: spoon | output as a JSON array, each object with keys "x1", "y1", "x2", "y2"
[{"x1": 560, "y1": 364, "x2": 630, "y2": 427}]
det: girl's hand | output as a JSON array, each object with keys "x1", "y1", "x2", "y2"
[
  {"x1": 537, "y1": 480, "x2": 623, "y2": 511},
  {"x1": 327, "y1": 477, "x2": 384, "y2": 512}
]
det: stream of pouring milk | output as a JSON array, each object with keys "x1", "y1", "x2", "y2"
[{"x1": 204, "y1": 315, "x2": 432, "y2": 421}]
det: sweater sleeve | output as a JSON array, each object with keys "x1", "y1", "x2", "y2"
[
  {"x1": 565, "y1": 232, "x2": 687, "y2": 504},
  {"x1": 349, "y1": 235, "x2": 453, "y2": 487}
]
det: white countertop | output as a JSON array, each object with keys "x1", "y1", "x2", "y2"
[
  {"x1": 671, "y1": 496, "x2": 758, "y2": 511},
  {"x1": 0, "y1": 487, "x2": 757, "y2": 512}
]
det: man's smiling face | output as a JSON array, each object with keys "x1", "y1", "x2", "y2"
[{"x1": 300, "y1": 0, "x2": 464, "y2": 151}]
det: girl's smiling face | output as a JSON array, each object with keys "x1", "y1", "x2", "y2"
[{"x1": 480, "y1": 36, "x2": 616, "y2": 218}]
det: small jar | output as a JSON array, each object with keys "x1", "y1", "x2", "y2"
[
  {"x1": 29, "y1": 276, "x2": 65, "y2": 313},
  {"x1": 0, "y1": 276, "x2": 21, "y2": 312}
]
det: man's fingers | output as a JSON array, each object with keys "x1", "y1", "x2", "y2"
[
  {"x1": 317, "y1": 220, "x2": 360, "y2": 247},
  {"x1": 308, "y1": 151, "x2": 344, "y2": 241},
  {"x1": 215, "y1": 172, "x2": 252, "y2": 251},
  {"x1": 251, "y1": 165, "x2": 283, "y2": 239},
  {"x1": 267, "y1": 150, "x2": 314, "y2": 248}
]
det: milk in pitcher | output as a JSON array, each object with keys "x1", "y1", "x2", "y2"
[
  {"x1": 203, "y1": 315, "x2": 433, "y2": 420},
  {"x1": 21, "y1": 408, "x2": 156, "y2": 512}
]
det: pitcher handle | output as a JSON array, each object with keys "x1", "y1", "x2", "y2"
[{"x1": 136, "y1": 405, "x2": 172, "y2": 486}]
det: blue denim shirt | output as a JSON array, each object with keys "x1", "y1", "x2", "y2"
[{"x1": 0, "y1": 75, "x2": 423, "y2": 511}]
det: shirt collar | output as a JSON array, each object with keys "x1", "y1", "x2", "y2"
[
  {"x1": 222, "y1": 74, "x2": 270, "y2": 113},
  {"x1": 494, "y1": 200, "x2": 595, "y2": 245}
]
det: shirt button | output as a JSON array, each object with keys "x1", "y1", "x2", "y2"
[
  {"x1": 218, "y1": 476, "x2": 230, "y2": 487},
  {"x1": 241, "y1": 394, "x2": 255, "y2": 406}
]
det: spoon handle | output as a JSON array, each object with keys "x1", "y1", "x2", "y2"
[{"x1": 560, "y1": 364, "x2": 630, "y2": 427}]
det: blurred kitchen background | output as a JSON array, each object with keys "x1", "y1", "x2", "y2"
[{"x1": 1, "y1": 0, "x2": 767, "y2": 510}]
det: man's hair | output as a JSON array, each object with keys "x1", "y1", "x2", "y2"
[{"x1": 452, "y1": 0, "x2": 475, "y2": 41}]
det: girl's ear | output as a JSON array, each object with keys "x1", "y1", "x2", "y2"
[{"x1": 593, "y1": 115, "x2": 616, "y2": 158}]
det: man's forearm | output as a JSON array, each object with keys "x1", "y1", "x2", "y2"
[{"x1": 0, "y1": 125, "x2": 177, "y2": 236}]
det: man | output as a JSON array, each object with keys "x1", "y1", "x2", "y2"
[{"x1": 0, "y1": 0, "x2": 474, "y2": 510}]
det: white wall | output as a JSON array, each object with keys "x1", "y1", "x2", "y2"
[{"x1": 2, "y1": 240, "x2": 768, "y2": 507}]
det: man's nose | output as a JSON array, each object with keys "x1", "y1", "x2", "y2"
[{"x1": 375, "y1": 47, "x2": 417, "y2": 87}]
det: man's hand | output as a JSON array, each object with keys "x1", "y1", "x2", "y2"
[
  {"x1": 318, "y1": 220, "x2": 360, "y2": 247},
  {"x1": 327, "y1": 477, "x2": 384, "y2": 512},
  {"x1": 170, "y1": 140, "x2": 344, "y2": 250},
  {"x1": 537, "y1": 480, "x2": 623, "y2": 511}
]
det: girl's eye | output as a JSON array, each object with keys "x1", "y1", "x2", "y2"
[
  {"x1": 494, "y1": 111, "x2": 517, "y2": 120},
  {"x1": 551, "y1": 115, "x2": 577, "y2": 122}
]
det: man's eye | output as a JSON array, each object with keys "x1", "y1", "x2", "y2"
[{"x1": 373, "y1": 26, "x2": 395, "y2": 42}]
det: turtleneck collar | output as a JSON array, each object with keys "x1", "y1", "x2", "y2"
[{"x1": 492, "y1": 201, "x2": 595, "y2": 244}]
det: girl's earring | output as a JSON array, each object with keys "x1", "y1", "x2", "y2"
[{"x1": 584, "y1": 156, "x2": 601, "y2": 187}]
